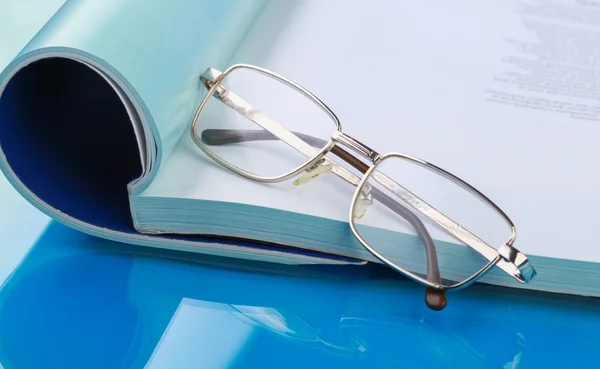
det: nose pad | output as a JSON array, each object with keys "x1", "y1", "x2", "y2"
[
  {"x1": 352, "y1": 184, "x2": 373, "y2": 220},
  {"x1": 293, "y1": 160, "x2": 333, "y2": 186}
]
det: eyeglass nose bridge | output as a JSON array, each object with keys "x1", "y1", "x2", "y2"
[{"x1": 332, "y1": 131, "x2": 381, "y2": 164}]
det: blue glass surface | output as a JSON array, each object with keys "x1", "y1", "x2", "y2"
[{"x1": 0, "y1": 220, "x2": 598, "y2": 369}]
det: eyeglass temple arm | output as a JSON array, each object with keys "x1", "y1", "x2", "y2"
[
  {"x1": 201, "y1": 128, "x2": 323, "y2": 148},
  {"x1": 200, "y1": 128, "x2": 442, "y2": 285}
]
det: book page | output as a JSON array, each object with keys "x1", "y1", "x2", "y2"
[
  {"x1": 143, "y1": 0, "x2": 600, "y2": 263},
  {"x1": 0, "y1": 0, "x2": 66, "y2": 70}
]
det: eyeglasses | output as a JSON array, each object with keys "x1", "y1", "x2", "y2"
[{"x1": 189, "y1": 64, "x2": 536, "y2": 310}]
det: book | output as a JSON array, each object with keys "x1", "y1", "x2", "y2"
[{"x1": 0, "y1": 0, "x2": 598, "y2": 297}]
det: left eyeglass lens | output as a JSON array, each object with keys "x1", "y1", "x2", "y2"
[{"x1": 192, "y1": 66, "x2": 338, "y2": 178}]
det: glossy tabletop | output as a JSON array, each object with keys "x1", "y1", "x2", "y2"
[{"x1": 0, "y1": 169, "x2": 599, "y2": 369}]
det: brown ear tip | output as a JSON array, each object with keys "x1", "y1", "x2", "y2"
[{"x1": 425, "y1": 287, "x2": 447, "y2": 311}]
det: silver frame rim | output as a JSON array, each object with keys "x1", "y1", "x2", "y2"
[
  {"x1": 348, "y1": 152, "x2": 501, "y2": 291},
  {"x1": 190, "y1": 63, "x2": 341, "y2": 184}
]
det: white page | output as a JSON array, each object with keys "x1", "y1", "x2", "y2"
[{"x1": 142, "y1": 0, "x2": 600, "y2": 263}]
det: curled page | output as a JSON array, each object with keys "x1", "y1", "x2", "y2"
[{"x1": 0, "y1": 0, "x2": 358, "y2": 265}]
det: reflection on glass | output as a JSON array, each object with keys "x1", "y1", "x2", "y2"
[
  {"x1": 146, "y1": 299, "x2": 255, "y2": 369},
  {"x1": 0, "y1": 175, "x2": 49, "y2": 285},
  {"x1": 0, "y1": 222, "x2": 598, "y2": 369}
]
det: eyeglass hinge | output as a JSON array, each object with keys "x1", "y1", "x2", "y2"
[
  {"x1": 498, "y1": 243, "x2": 537, "y2": 283},
  {"x1": 498, "y1": 243, "x2": 518, "y2": 263},
  {"x1": 332, "y1": 131, "x2": 380, "y2": 163}
]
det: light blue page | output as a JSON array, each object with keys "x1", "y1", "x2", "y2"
[
  {"x1": 0, "y1": 0, "x2": 66, "y2": 71},
  {"x1": 0, "y1": 0, "x2": 352, "y2": 265},
  {"x1": 0, "y1": 0, "x2": 65, "y2": 283},
  {"x1": 3, "y1": 0, "x2": 265, "y2": 188}
]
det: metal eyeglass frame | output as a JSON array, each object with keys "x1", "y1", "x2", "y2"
[{"x1": 189, "y1": 64, "x2": 536, "y2": 303}]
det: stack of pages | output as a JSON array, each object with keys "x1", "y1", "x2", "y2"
[{"x1": 0, "y1": 0, "x2": 598, "y2": 296}]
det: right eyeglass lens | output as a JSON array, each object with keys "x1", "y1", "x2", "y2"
[
  {"x1": 192, "y1": 66, "x2": 338, "y2": 178},
  {"x1": 351, "y1": 155, "x2": 511, "y2": 287}
]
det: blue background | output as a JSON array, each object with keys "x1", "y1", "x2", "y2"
[{"x1": 0, "y1": 187, "x2": 598, "y2": 368}]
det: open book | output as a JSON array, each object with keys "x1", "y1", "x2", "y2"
[{"x1": 0, "y1": 0, "x2": 598, "y2": 297}]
